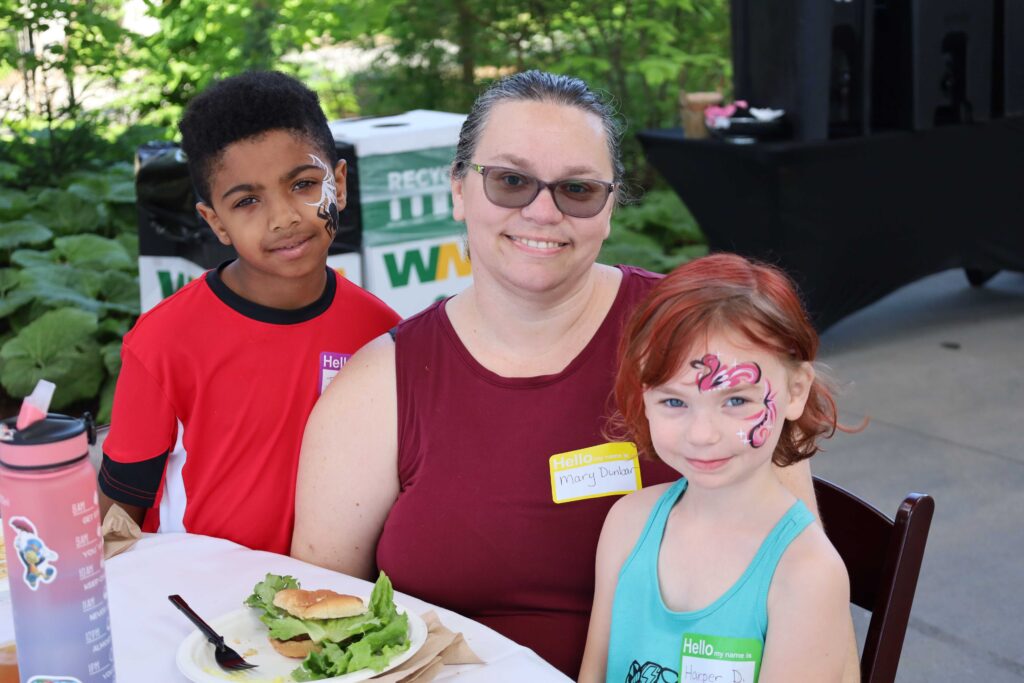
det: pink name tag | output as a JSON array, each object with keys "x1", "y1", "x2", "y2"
[{"x1": 319, "y1": 352, "x2": 351, "y2": 395}]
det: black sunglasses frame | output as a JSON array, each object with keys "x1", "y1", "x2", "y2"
[{"x1": 470, "y1": 164, "x2": 615, "y2": 218}]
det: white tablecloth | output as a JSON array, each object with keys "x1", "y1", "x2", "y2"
[{"x1": 0, "y1": 532, "x2": 570, "y2": 682}]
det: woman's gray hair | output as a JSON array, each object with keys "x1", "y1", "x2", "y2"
[{"x1": 451, "y1": 70, "x2": 626, "y2": 203}]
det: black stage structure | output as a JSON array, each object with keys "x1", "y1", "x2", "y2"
[{"x1": 638, "y1": 116, "x2": 1024, "y2": 330}]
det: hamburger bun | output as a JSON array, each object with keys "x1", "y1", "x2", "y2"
[
  {"x1": 273, "y1": 588, "x2": 366, "y2": 620},
  {"x1": 269, "y1": 636, "x2": 319, "y2": 659}
]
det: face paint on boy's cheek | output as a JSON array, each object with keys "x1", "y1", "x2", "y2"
[
  {"x1": 691, "y1": 353, "x2": 762, "y2": 392},
  {"x1": 739, "y1": 381, "x2": 777, "y2": 448},
  {"x1": 306, "y1": 154, "x2": 339, "y2": 239}
]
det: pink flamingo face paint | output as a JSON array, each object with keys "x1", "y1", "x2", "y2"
[
  {"x1": 691, "y1": 353, "x2": 776, "y2": 449},
  {"x1": 742, "y1": 381, "x2": 777, "y2": 448},
  {"x1": 690, "y1": 353, "x2": 762, "y2": 391}
]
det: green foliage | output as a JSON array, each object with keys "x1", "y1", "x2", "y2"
[
  {"x1": 0, "y1": 0, "x2": 727, "y2": 416},
  {"x1": 0, "y1": 220, "x2": 52, "y2": 250},
  {"x1": 0, "y1": 308, "x2": 105, "y2": 410},
  {"x1": 0, "y1": 152, "x2": 138, "y2": 419},
  {"x1": 600, "y1": 190, "x2": 708, "y2": 272},
  {"x1": 350, "y1": 0, "x2": 730, "y2": 183}
]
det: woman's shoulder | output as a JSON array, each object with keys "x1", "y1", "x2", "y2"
[
  {"x1": 608, "y1": 264, "x2": 664, "y2": 311},
  {"x1": 615, "y1": 264, "x2": 664, "y2": 289},
  {"x1": 318, "y1": 332, "x2": 396, "y2": 407},
  {"x1": 395, "y1": 297, "x2": 446, "y2": 331}
]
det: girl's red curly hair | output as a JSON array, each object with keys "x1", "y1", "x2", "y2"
[{"x1": 614, "y1": 253, "x2": 849, "y2": 467}]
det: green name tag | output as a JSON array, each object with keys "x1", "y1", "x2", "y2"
[{"x1": 680, "y1": 633, "x2": 763, "y2": 683}]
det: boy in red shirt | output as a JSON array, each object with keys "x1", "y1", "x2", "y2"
[{"x1": 98, "y1": 72, "x2": 399, "y2": 553}]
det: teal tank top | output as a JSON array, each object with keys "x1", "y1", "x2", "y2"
[{"x1": 605, "y1": 477, "x2": 814, "y2": 683}]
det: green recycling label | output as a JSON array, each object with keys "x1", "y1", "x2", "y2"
[
  {"x1": 680, "y1": 633, "x2": 762, "y2": 683},
  {"x1": 358, "y1": 146, "x2": 461, "y2": 246}
]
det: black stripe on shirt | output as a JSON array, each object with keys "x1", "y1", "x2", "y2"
[{"x1": 98, "y1": 451, "x2": 169, "y2": 508}]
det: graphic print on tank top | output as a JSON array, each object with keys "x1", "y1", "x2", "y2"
[{"x1": 624, "y1": 659, "x2": 677, "y2": 683}]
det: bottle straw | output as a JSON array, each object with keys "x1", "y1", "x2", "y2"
[{"x1": 16, "y1": 379, "x2": 56, "y2": 429}]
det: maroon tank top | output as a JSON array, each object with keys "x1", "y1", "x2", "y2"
[{"x1": 377, "y1": 266, "x2": 678, "y2": 678}]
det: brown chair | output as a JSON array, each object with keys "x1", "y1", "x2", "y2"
[{"x1": 813, "y1": 477, "x2": 935, "y2": 683}]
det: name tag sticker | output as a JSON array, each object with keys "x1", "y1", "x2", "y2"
[
  {"x1": 680, "y1": 633, "x2": 762, "y2": 683},
  {"x1": 319, "y1": 352, "x2": 351, "y2": 395},
  {"x1": 549, "y1": 442, "x2": 642, "y2": 504}
]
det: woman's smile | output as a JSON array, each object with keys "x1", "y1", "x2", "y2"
[{"x1": 506, "y1": 234, "x2": 570, "y2": 253}]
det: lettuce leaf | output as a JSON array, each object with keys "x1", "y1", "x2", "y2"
[
  {"x1": 244, "y1": 573, "x2": 300, "y2": 617},
  {"x1": 244, "y1": 572, "x2": 411, "y2": 681}
]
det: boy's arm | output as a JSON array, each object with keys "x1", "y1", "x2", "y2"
[
  {"x1": 759, "y1": 529, "x2": 852, "y2": 683},
  {"x1": 96, "y1": 343, "x2": 176, "y2": 528},
  {"x1": 291, "y1": 333, "x2": 400, "y2": 580},
  {"x1": 98, "y1": 489, "x2": 146, "y2": 526}
]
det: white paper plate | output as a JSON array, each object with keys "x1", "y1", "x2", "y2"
[{"x1": 175, "y1": 604, "x2": 427, "y2": 682}]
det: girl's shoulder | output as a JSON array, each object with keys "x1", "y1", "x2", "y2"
[
  {"x1": 604, "y1": 481, "x2": 678, "y2": 536},
  {"x1": 596, "y1": 481, "x2": 680, "y2": 574},
  {"x1": 612, "y1": 480, "x2": 676, "y2": 513},
  {"x1": 769, "y1": 520, "x2": 850, "y2": 610}
]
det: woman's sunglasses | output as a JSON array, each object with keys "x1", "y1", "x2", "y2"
[{"x1": 470, "y1": 164, "x2": 615, "y2": 219}]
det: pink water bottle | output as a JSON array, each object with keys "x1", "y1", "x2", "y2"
[{"x1": 0, "y1": 380, "x2": 116, "y2": 683}]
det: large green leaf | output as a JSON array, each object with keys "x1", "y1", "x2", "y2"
[
  {"x1": 65, "y1": 177, "x2": 108, "y2": 205},
  {"x1": 54, "y1": 234, "x2": 134, "y2": 271},
  {"x1": 17, "y1": 264, "x2": 105, "y2": 312},
  {"x1": 0, "y1": 269, "x2": 33, "y2": 319},
  {"x1": 98, "y1": 316, "x2": 133, "y2": 339},
  {"x1": 101, "y1": 340, "x2": 122, "y2": 376},
  {"x1": 0, "y1": 188, "x2": 32, "y2": 221},
  {"x1": 98, "y1": 374, "x2": 117, "y2": 424},
  {"x1": 25, "y1": 188, "x2": 103, "y2": 236},
  {"x1": 10, "y1": 248, "x2": 57, "y2": 268},
  {"x1": 0, "y1": 219, "x2": 54, "y2": 250},
  {"x1": 0, "y1": 307, "x2": 104, "y2": 407},
  {"x1": 97, "y1": 270, "x2": 141, "y2": 315},
  {"x1": 0, "y1": 269, "x2": 21, "y2": 299},
  {"x1": 116, "y1": 231, "x2": 140, "y2": 261},
  {"x1": 106, "y1": 179, "x2": 137, "y2": 204},
  {"x1": 0, "y1": 162, "x2": 19, "y2": 183}
]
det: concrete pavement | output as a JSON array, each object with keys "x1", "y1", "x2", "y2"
[{"x1": 813, "y1": 268, "x2": 1024, "y2": 682}]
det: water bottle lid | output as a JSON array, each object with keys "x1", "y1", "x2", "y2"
[{"x1": 0, "y1": 413, "x2": 89, "y2": 470}]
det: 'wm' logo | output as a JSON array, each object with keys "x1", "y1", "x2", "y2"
[
  {"x1": 383, "y1": 242, "x2": 471, "y2": 287},
  {"x1": 157, "y1": 270, "x2": 194, "y2": 298}
]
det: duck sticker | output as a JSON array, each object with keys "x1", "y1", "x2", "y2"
[{"x1": 9, "y1": 516, "x2": 58, "y2": 590}]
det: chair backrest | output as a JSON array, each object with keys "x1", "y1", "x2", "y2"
[{"x1": 813, "y1": 477, "x2": 935, "y2": 683}]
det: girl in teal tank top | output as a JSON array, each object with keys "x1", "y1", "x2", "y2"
[{"x1": 579, "y1": 254, "x2": 857, "y2": 683}]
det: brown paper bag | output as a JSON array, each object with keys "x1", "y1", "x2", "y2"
[
  {"x1": 370, "y1": 611, "x2": 483, "y2": 683},
  {"x1": 102, "y1": 503, "x2": 142, "y2": 559}
]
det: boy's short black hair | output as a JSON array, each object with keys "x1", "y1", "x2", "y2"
[{"x1": 178, "y1": 70, "x2": 338, "y2": 204}]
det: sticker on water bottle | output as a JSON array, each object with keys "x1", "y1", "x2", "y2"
[
  {"x1": 28, "y1": 677, "x2": 83, "y2": 683},
  {"x1": 8, "y1": 516, "x2": 58, "y2": 591}
]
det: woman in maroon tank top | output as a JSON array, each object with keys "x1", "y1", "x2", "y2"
[{"x1": 292, "y1": 71, "x2": 818, "y2": 678}]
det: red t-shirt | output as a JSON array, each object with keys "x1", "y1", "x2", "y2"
[
  {"x1": 377, "y1": 266, "x2": 678, "y2": 677},
  {"x1": 100, "y1": 264, "x2": 399, "y2": 554}
]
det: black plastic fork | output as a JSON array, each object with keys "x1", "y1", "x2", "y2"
[{"x1": 169, "y1": 594, "x2": 258, "y2": 672}]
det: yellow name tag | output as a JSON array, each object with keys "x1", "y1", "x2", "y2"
[{"x1": 549, "y1": 442, "x2": 643, "y2": 504}]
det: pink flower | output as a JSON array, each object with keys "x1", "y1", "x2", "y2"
[{"x1": 704, "y1": 100, "x2": 748, "y2": 128}]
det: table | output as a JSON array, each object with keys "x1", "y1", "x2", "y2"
[
  {"x1": 0, "y1": 533, "x2": 571, "y2": 682},
  {"x1": 638, "y1": 116, "x2": 1024, "y2": 330}
]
